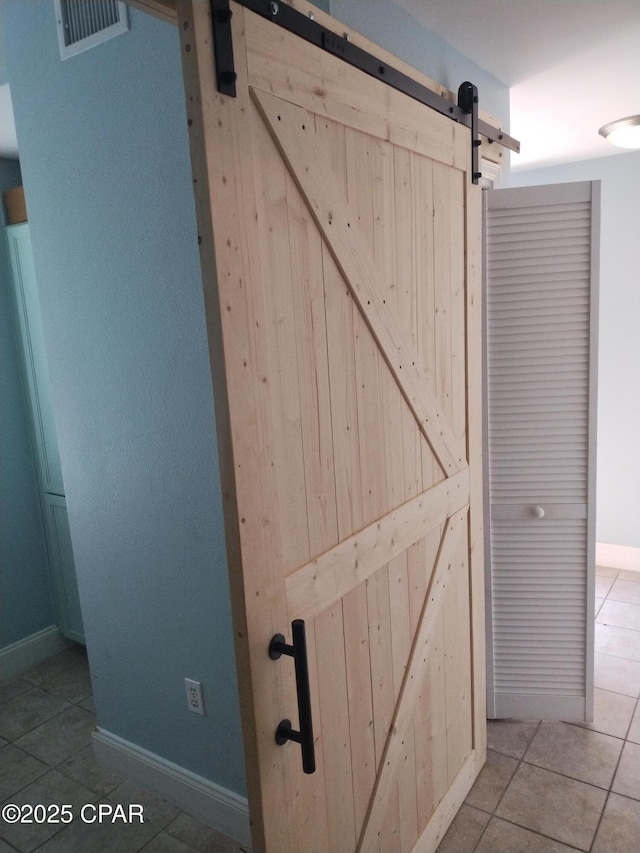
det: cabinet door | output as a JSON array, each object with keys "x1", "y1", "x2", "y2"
[
  {"x1": 3, "y1": 224, "x2": 84, "y2": 644},
  {"x1": 4, "y1": 224, "x2": 64, "y2": 496},
  {"x1": 485, "y1": 182, "x2": 599, "y2": 720}
]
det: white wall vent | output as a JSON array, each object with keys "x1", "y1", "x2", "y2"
[{"x1": 54, "y1": 0, "x2": 129, "y2": 60}]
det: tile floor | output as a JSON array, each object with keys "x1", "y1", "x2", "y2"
[
  {"x1": 1, "y1": 566, "x2": 638, "y2": 852},
  {"x1": 0, "y1": 645, "x2": 246, "y2": 852},
  {"x1": 437, "y1": 565, "x2": 640, "y2": 853}
]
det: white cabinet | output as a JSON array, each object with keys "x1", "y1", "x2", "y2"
[{"x1": 3, "y1": 223, "x2": 84, "y2": 643}]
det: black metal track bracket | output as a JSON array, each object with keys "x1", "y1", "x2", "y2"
[
  {"x1": 458, "y1": 82, "x2": 482, "y2": 184},
  {"x1": 210, "y1": 0, "x2": 237, "y2": 97},
  {"x1": 210, "y1": 0, "x2": 520, "y2": 161}
]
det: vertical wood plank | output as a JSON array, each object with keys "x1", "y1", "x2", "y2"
[
  {"x1": 315, "y1": 603, "x2": 357, "y2": 851},
  {"x1": 414, "y1": 154, "x2": 443, "y2": 491},
  {"x1": 318, "y1": 117, "x2": 363, "y2": 544},
  {"x1": 308, "y1": 113, "x2": 358, "y2": 850},
  {"x1": 389, "y1": 550, "x2": 419, "y2": 851},
  {"x1": 427, "y1": 608, "x2": 449, "y2": 810},
  {"x1": 249, "y1": 104, "x2": 311, "y2": 576},
  {"x1": 448, "y1": 170, "x2": 466, "y2": 442},
  {"x1": 393, "y1": 146, "x2": 417, "y2": 348},
  {"x1": 178, "y1": 6, "x2": 291, "y2": 849},
  {"x1": 465, "y1": 180, "x2": 487, "y2": 765},
  {"x1": 343, "y1": 584, "x2": 377, "y2": 834},
  {"x1": 285, "y1": 169, "x2": 340, "y2": 560},
  {"x1": 433, "y1": 161, "x2": 454, "y2": 428},
  {"x1": 443, "y1": 525, "x2": 473, "y2": 783}
]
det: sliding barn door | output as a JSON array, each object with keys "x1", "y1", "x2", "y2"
[
  {"x1": 179, "y1": 2, "x2": 485, "y2": 850},
  {"x1": 485, "y1": 182, "x2": 599, "y2": 721}
]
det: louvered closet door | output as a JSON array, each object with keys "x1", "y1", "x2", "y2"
[{"x1": 485, "y1": 182, "x2": 599, "y2": 721}]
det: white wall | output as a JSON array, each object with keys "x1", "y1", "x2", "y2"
[{"x1": 512, "y1": 151, "x2": 640, "y2": 548}]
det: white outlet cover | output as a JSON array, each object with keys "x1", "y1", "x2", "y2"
[{"x1": 184, "y1": 678, "x2": 206, "y2": 716}]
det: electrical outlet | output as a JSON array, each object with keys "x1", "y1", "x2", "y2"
[{"x1": 185, "y1": 678, "x2": 205, "y2": 716}]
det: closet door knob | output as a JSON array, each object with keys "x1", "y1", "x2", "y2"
[{"x1": 532, "y1": 506, "x2": 545, "y2": 519}]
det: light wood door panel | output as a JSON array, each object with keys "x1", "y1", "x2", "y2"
[{"x1": 179, "y1": 3, "x2": 485, "y2": 850}]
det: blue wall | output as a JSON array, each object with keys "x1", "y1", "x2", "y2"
[
  {"x1": 513, "y1": 151, "x2": 640, "y2": 548},
  {"x1": 1, "y1": 2, "x2": 244, "y2": 793}
]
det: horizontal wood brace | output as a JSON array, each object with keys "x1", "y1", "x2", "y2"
[
  {"x1": 285, "y1": 468, "x2": 470, "y2": 621},
  {"x1": 234, "y1": 0, "x2": 519, "y2": 153}
]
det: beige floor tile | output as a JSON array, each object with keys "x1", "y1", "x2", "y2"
[
  {"x1": 597, "y1": 600, "x2": 640, "y2": 631},
  {"x1": 108, "y1": 779, "x2": 180, "y2": 829},
  {"x1": 40, "y1": 662, "x2": 92, "y2": 705},
  {"x1": 0, "y1": 769, "x2": 97, "y2": 852},
  {"x1": 595, "y1": 574, "x2": 615, "y2": 597},
  {"x1": 524, "y1": 720, "x2": 622, "y2": 789},
  {"x1": 435, "y1": 804, "x2": 490, "y2": 853},
  {"x1": 464, "y1": 750, "x2": 518, "y2": 813},
  {"x1": 627, "y1": 701, "x2": 640, "y2": 744},
  {"x1": 496, "y1": 763, "x2": 606, "y2": 851},
  {"x1": 572, "y1": 688, "x2": 637, "y2": 739},
  {"x1": 0, "y1": 677, "x2": 32, "y2": 706},
  {"x1": 594, "y1": 652, "x2": 640, "y2": 697},
  {"x1": 475, "y1": 816, "x2": 582, "y2": 853},
  {"x1": 0, "y1": 738, "x2": 6, "y2": 749},
  {"x1": 57, "y1": 745, "x2": 123, "y2": 797},
  {"x1": 618, "y1": 569, "x2": 640, "y2": 583},
  {"x1": 33, "y1": 803, "x2": 158, "y2": 853},
  {"x1": 141, "y1": 832, "x2": 200, "y2": 852},
  {"x1": 612, "y1": 742, "x2": 640, "y2": 800},
  {"x1": 596, "y1": 565, "x2": 619, "y2": 578},
  {"x1": 166, "y1": 812, "x2": 248, "y2": 853},
  {"x1": 15, "y1": 706, "x2": 95, "y2": 766},
  {"x1": 0, "y1": 745, "x2": 48, "y2": 801},
  {"x1": 609, "y1": 578, "x2": 640, "y2": 605},
  {"x1": 595, "y1": 624, "x2": 640, "y2": 661},
  {"x1": 79, "y1": 695, "x2": 96, "y2": 714},
  {"x1": 487, "y1": 720, "x2": 540, "y2": 759},
  {"x1": 37, "y1": 780, "x2": 184, "y2": 853},
  {"x1": 592, "y1": 793, "x2": 640, "y2": 853},
  {"x1": 0, "y1": 688, "x2": 71, "y2": 741},
  {"x1": 21, "y1": 647, "x2": 86, "y2": 686}
]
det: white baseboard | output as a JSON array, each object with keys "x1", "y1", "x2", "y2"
[
  {"x1": 92, "y1": 728, "x2": 250, "y2": 848},
  {"x1": 0, "y1": 625, "x2": 71, "y2": 682},
  {"x1": 596, "y1": 542, "x2": 640, "y2": 573}
]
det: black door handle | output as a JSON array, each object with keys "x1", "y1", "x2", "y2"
[{"x1": 269, "y1": 619, "x2": 316, "y2": 774}]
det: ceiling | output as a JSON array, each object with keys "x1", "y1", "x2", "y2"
[
  {"x1": 2, "y1": 1, "x2": 639, "y2": 171},
  {"x1": 396, "y1": 0, "x2": 640, "y2": 172}
]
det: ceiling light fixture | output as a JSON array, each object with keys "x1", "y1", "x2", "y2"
[{"x1": 598, "y1": 115, "x2": 640, "y2": 150}]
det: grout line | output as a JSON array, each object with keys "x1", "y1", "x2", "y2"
[
  {"x1": 479, "y1": 811, "x2": 594, "y2": 853},
  {"x1": 471, "y1": 720, "x2": 542, "y2": 852}
]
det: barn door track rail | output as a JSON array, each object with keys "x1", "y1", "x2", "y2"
[{"x1": 208, "y1": 0, "x2": 519, "y2": 183}]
